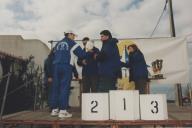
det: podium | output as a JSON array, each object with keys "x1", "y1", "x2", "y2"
[
  {"x1": 81, "y1": 93, "x2": 109, "y2": 120},
  {"x1": 109, "y1": 90, "x2": 140, "y2": 120},
  {"x1": 140, "y1": 94, "x2": 168, "y2": 120}
]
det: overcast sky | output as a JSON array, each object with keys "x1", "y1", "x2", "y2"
[{"x1": 0, "y1": 0, "x2": 192, "y2": 45}]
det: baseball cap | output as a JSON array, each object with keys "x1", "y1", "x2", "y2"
[{"x1": 64, "y1": 30, "x2": 77, "y2": 36}]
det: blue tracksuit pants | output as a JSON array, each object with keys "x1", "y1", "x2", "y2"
[{"x1": 50, "y1": 64, "x2": 72, "y2": 110}]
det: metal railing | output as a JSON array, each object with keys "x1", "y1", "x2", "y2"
[
  {"x1": 0, "y1": 71, "x2": 45, "y2": 120},
  {"x1": 0, "y1": 72, "x2": 11, "y2": 120}
]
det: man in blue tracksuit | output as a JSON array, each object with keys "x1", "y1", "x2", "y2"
[
  {"x1": 95, "y1": 30, "x2": 121, "y2": 92},
  {"x1": 50, "y1": 31, "x2": 86, "y2": 118}
]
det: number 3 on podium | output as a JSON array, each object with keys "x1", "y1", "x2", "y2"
[
  {"x1": 140, "y1": 94, "x2": 168, "y2": 120},
  {"x1": 151, "y1": 101, "x2": 159, "y2": 114}
]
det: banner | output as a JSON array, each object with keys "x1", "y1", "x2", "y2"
[
  {"x1": 77, "y1": 37, "x2": 189, "y2": 84},
  {"x1": 117, "y1": 37, "x2": 189, "y2": 84}
]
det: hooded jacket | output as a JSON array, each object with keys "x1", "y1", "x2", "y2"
[
  {"x1": 128, "y1": 50, "x2": 148, "y2": 81},
  {"x1": 96, "y1": 38, "x2": 121, "y2": 78}
]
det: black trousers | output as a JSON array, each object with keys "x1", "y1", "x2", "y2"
[
  {"x1": 97, "y1": 76, "x2": 117, "y2": 92},
  {"x1": 134, "y1": 79, "x2": 147, "y2": 94},
  {"x1": 82, "y1": 75, "x2": 98, "y2": 93}
]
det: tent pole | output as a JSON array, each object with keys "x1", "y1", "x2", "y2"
[{"x1": 168, "y1": 0, "x2": 183, "y2": 106}]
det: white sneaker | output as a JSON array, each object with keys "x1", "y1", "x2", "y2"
[
  {"x1": 51, "y1": 108, "x2": 59, "y2": 116},
  {"x1": 58, "y1": 110, "x2": 72, "y2": 118}
]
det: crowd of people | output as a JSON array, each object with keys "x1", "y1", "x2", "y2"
[{"x1": 44, "y1": 30, "x2": 149, "y2": 118}]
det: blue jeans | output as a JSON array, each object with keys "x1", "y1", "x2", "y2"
[{"x1": 50, "y1": 64, "x2": 72, "y2": 110}]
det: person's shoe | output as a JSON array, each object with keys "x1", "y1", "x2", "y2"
[
  {"x1": 58, "y1": 110, "x2": 72, "y2": 118},
  {"x1": 51, "y1": 108, "x2": 59, "y2": 116}
]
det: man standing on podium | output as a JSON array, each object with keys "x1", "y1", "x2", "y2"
[
  {"x1": 50, "y1": 31, "x2": 87, "y2": 118},
  {"x1": 94, "y1": 30, "x2": 121, "y2": 92}
]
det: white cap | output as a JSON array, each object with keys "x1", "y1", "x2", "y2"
[{"x1": 64, "y1": 30, "x2": 77, "y2": 36}]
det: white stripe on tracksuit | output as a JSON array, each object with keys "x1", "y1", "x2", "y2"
[{"x1": 70, "y1": 43, "x2": 79, "y2": 66}]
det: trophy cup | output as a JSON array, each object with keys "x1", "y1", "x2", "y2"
[
  {"x1": 156, "y1": 59, "x2": 163, "y2": 78},
  {"x1": 152, "y1": 61, "x2": 157, "y2": 75},
  {"x1": 151, "y1": 59, "x2": 164, "y2": 79}
]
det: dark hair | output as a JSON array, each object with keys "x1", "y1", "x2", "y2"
[
  {"x1": 100, "y1": 30, "x2": 112, "y2": 38},
  {"x1": 64, "y1": 33, "x2": 69, "y2": 37},
  {"x1": 82, "y1": 37, "x2": 89, "y2": 41},
  {"x1": 128, "y1": 44, "x2": 139, "y2": 51}
]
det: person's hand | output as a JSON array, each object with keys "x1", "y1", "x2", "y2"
[
  {"x1": 82, "y1": 59, "x2": 87, "y2": 65},
  {"x1": 74, "y1": 75, "x2": 79, "y2": 80},
  {"x1": 47, "y1": 77, "x2": 53, "y2": 83},
  {"x1": 93, "y1": 53, "x2": 98, "y2": 60},
  {"x1": 87, "y1": 49, "x2": 93, "y2": 52}
]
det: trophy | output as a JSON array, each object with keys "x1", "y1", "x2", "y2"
[
  {"x1": 151, "y1": 59, "x2": 164, "y2": 79},
  {"x1": 152, "y1": 61, "x2": 158, "y2": 74}
]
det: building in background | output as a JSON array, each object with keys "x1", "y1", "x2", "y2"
[{"x1": 0, "y1": 35, "x2": 50, "y2": 114}]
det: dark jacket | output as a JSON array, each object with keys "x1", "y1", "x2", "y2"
[
  {"x1": 128, "y1": 50, "x2": 148, "y2": 81},
  {"x1": 77, "y1": 47, "x2": 99, "y2": 76},
  {"x1": 96, "y1": 38, "x2": 121, "y2": 78},
  {"x1": 44, "y1": 53, "x2": 54, "y2": 78}
]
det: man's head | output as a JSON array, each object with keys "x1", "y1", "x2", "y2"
[
  {"x1": 82, "y1": 37, "x2": 89, "y2": 46},
  {"x1": 100, "y1": 30, "x2": 112, "y2": 42},
  {"x1": 64, "y1": 31, "x2": 77, "y2": 40},
  {"x1": 85, "y1": 40, "x2": 94, "y2": 51}
]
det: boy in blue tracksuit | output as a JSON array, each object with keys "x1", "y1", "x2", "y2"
[{"x1": 50, "y1": 31, "x2": 86, "y2": 118}]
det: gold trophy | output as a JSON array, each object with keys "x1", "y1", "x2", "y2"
[{"x1": 151, "y1": 59, "x2": 164, "y2": 79}]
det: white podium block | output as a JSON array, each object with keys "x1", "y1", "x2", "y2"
[
  {"x1": 109, "y1": 90, "x2": 140, "y2": 120},
  {"x1": 140, "y1": 94, "x2": 168, "y2": 120},
  {"x1": 81, "y1": 93, "x2": 109, "y2": 120}
]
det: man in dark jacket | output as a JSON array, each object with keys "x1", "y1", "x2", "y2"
[
  {"x1": 44, "y1": 49, "x2": 54, "y2": 108},
  {"x1": 95, "y1": 30, "x2": 121, "y2": 92},
  {"x1": 44, "y1": 50, "x2": 54, "y2": 85}
]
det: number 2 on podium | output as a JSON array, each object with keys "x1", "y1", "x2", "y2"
[{"x1": 91, "y1": 100, "x2": 98, "y2": 113}]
